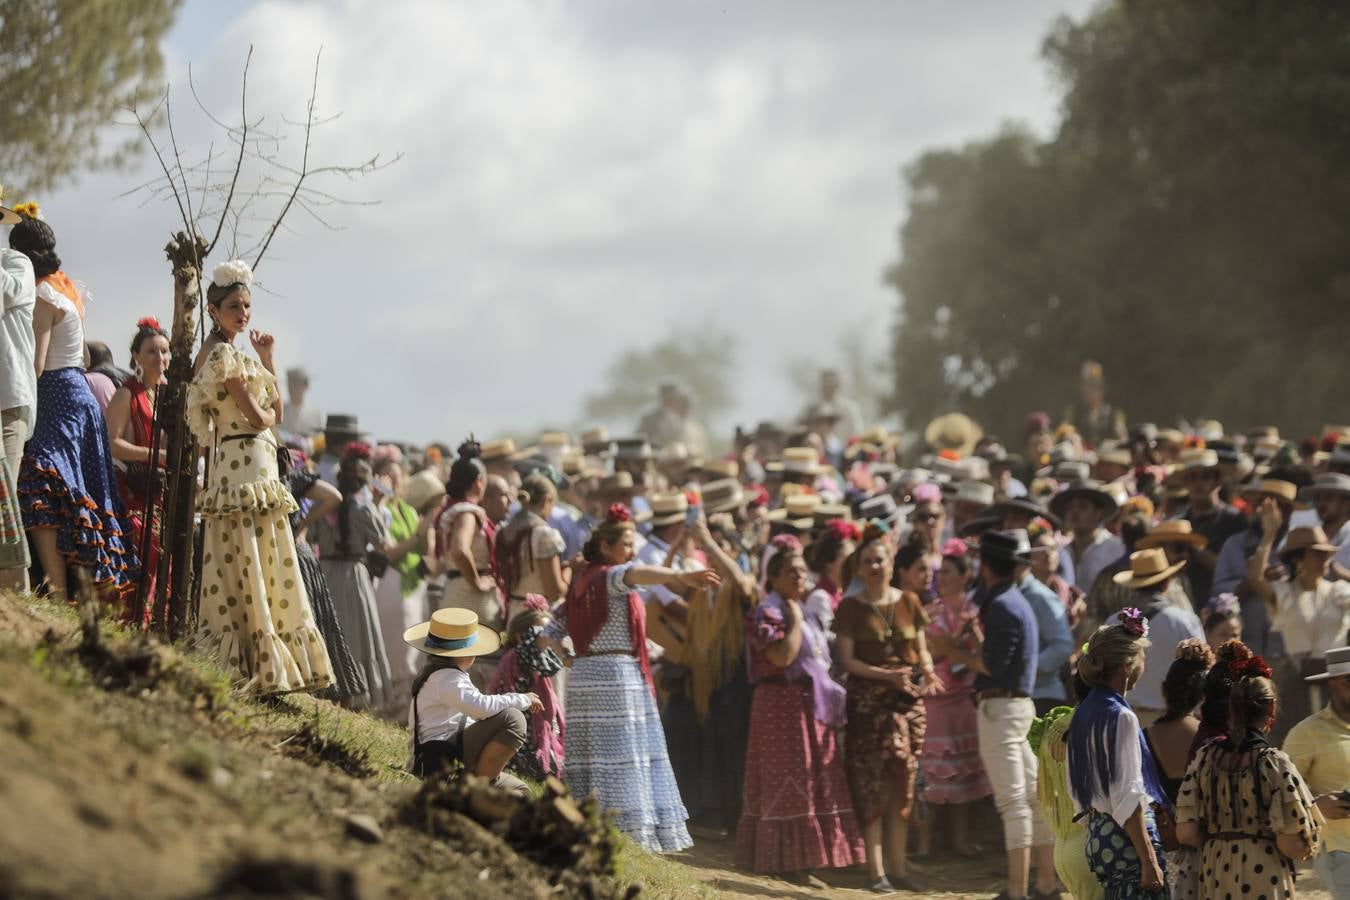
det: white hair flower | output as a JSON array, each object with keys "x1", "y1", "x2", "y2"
[{"x1": 211, "y1": 259, "x2": 254, "y2": 289}]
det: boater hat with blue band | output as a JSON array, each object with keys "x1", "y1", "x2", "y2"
[{"x1": 403, "y1": 607, "x2": 502, "y2": 658}]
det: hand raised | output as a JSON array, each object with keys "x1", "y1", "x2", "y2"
[{"x1": 249, "y1": 329, "x2": 275, "y2": 358}]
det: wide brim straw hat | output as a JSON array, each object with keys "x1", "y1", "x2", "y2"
[
  {"x1": 404, "y1": 608, "x2": 502, "y2": 658},
  {"x1": 404, "y1": 469, "x2": 447, "y2": 513},
  {"x1": 648, "y1": 492, "x2": 690, "y2": 526},
  {"x1": 1281, "y1": 525, "x2": 1338, "y2": 559},
  {"x1": 701, "y1": 478, "x2": 746, "y2": 513},
  {"x1": 1112, "y1": 548, "x2": 1187, "y2": 589},
  {"x1": 1135, "y1": 519, "x2": 1208, "y2": 551},
  {"x1": 1239, "y1": 478, "x2": 1298, "y2": 506},
  {"x1": 924, "y1": 413, "x2": 983, "y2": 457}
]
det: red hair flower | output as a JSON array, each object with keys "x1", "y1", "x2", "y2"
[
  {"x1": 825, "y1": 519, "x2": 861, "y2": 542},
  {"x1": 606, "y1": 503, "x2": 632, "y2": 523},
  {"x1": 342, "y1": 441, "x2": 372, "y2": 461},
  {"x1": 136, "y1": 315, "x2": 163, "y2": 330},
  {"x1": 1230, "y1": 656, "x2": 1272, "y2": 681},
  {"x1": 747, "y1": 484, "x2": 771, "y2": 509}
]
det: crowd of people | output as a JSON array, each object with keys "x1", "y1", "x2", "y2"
[{"x1": 5, "y1": 197, "x2": 1350, "y2": 899}]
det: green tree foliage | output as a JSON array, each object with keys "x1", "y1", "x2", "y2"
[
  {"x1": 888, "y1": 1, "x2": 1350, "y2": 441},
  {"x1": 582, "y1": 326, "x2": 737, "y2": 425},
  {"x1": 0, "y1": 0, "x2": 182, "y2": 195}
]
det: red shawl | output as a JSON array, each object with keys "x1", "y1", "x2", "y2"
[{"x1": 564, "y1": 563, "x2": 654, "y2": 695}]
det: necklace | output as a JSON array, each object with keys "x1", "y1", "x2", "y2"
[{"x1": 866, "y1": 588, "x2": 896, "y2": 640}]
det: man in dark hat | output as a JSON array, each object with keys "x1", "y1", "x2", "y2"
[
  {"x1": 929, "y1": 531, "x2": 1057, "y2": 900},
  {"x1": 1049, "y1": 478, "x2": 1122, "y2": 594},
  {"x1": 318, "y1": 413, "x2": 362, "y2": 485},
  {"x1": 1179, "y1": 448, "x2": 1248, "y2": 602}
]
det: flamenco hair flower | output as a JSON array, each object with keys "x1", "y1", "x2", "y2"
[
  {"x1": 1205, "y1": 593, "x2": 1239, "y2": 618},
  {"x1": 1118, "y1": 607, "x2": 1149, "y2": 639},
  {"x1": 211, "y1": 259, "x2": 254, "y2": 289},
  {"x1": 937, "y1": 449, "x2": 961, "y2": 461},
  {"x1": 342, "y1": 441, "x2": 373, "y2": 461},
  {"x1": 1183, "y1": 435, "x2": 1206, "y2": 449},
  {"x1": 1174, "y1": 637, "x2": 1215, "y2": 667},
  {"x1": 861, "y1": 520, "x2": 890, "y2": 544},
  {"x1": 12, "y1": 201, "x2": 41, "y2": 220},
  {"x1": 522, "y1": 594, "x2": 550, "y2": 614},
  {"x1": 684, "y1": 489, "x2": 701, "y2": 506},
  {"x1": 747, "y1": 484, "x2": 771, "y2": 508},
  {"x1": 425, "y1": 446, "x2": 443, "y2": 464},
  {"x1": 1231, "y1": 655, "x2": 1272, "y2": 681},
  {"x1": 941, "y1": 538, "x2": 970, "y2": 558},
  {"x1": 911, "y1": 482, "x2": 942, "y2": 505},
  {"x1": 825, "y1": 519, "x2": 861, "y2": 542},
  {"x1": 1323, "y1": 432, "x2": 1342, "y2": 452},
  {"x1": 136, "y1": 316, "x2": 163, "y2": 330},
  {"x1": 606, "y1": 503, "x2": 632, "y2": 523},
  {"x1": 770, "y1": 533, "x2": 803, "y2": 555}
]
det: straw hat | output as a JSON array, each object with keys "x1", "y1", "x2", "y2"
[
  {"x1": 538, "y1": 431, "x2": 573, "y2": 452},
  {"x1": 1299, "y1": 472, "x2": 1350, "y2": 501},
  {"x1": 1112, "y1": 548, "x2": 1187, "y2": 589},
  {"x1": 858, "y1": 426, "x2": 899, "y2": 450},
  {"x1": 480, "y1": 438, "x2": 518, "y2": 462},
  {"x1": 1136, "y1": 519, "x2": 1208, "y2": 551},
  {"x1": 924, "y1": 413, "x2": 983, "y2": 456},
  {"x1": 404, "y1": 608, "x2": 502, "y2": 658},
  {"x1": 765, "y1": 447, "x2": 825, "y2": 476},
  {"x1": 595, "y1": 472, "x2": 637, "y2": 496},
  {"x1": 701, "y1": 478, "x2": 746, "y2": 514},
  {"x1": 769, "y1": 493, "x2": 822, "y2": 522},
  {"x1": 1179, "y1": 448, "x2": 1220, "y2": 471},
  {"x1": 1281, "y1": 525, "x2": 1338, "y2": 558},
  {"x1": 1095, "y1": 442, "x2": 1133, "y2": 468},
  {"x1": 404, "y1": 470, "x2": 447, "y2": 513},
  {"x1": 0, "y1": 185, "x2": 19, "y2": 227},
  {"x1": 1239, "y1": 479, "x2": 1298, "y2": 506},
  {"x1": 952, "y1": 481, "x2": 995, "y2": 508},
  {"x1": 612, "y1": 437, "x2": 654, "y2": 461},
  {"x1": 581, "y1": 427, "x2": 612, "y2": 456},
  {"x1": 648, "y1": 492, "x2": 690, "y2": 527},
  {"x1": 699, "y1": 459, "x2": 740, "y2": 481}
]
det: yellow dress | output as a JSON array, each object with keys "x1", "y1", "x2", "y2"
[
  {"x1": 187, "y1": 343, "x2": 333, "y2": 694},
  {"x1": 1037, "y1": 711, "x2": 1105, "y2": 900}
]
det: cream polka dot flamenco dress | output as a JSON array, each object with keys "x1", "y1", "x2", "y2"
[{"x1": 186, "y1": 343, "x2": 333, "y2": 694}]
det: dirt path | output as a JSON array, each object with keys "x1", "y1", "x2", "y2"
[{"x1": 666, "y1": 832, "x2": 1337, "y2": 899}]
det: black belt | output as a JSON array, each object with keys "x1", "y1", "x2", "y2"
[
  {"x1": 222, "y1": 432, "x2": 279, "y2": 448},
  {"x1": 976, "y1": 689, "x2": 1030, "y2": 703}
]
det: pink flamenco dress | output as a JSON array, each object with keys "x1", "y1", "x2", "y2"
[
  {"x1": 735, "y1": 592, "x2": 865, "y2": 873},
  {"x1": 920, "y1": 597, "x2": 993, "y2": 806}
]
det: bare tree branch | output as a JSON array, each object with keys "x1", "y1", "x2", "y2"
[
  {"x1": 201, "y1": 47, "x2": 252, "y2": 256},
  {"x1": 251, "y1": 47, "x2": 322, "y2": 269}
]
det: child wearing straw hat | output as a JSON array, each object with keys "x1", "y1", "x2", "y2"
[{"x1": 405, "y1": 607, "x2": 543, "y2": 795}]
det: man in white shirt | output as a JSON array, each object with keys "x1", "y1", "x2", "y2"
[
  {"x1": 0, "y1": 236, "x2": 36, "y2": 592},
  {"x1": 636, "y1": 492, "x2": 702, "y2": 613},
  {"x1": 405, "y1": 608, "x2": 542, "y2": 795}
]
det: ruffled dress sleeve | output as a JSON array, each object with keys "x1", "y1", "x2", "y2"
[
  {"x1": 1174, "y1": 746, "x2": 1205, "y2": 827},
  {"x1": 1260, "y1": 749, "x2": 1323, "y2": 853},
  {"x1": 35, "y1": 281, "x2": 79, "y2": 317},
  {"x1": 531, "y1": 524, "x2": 565, "y2": 560},
  {"x1": 186, "y1": 343, "x2": 279, "y2": 445}
]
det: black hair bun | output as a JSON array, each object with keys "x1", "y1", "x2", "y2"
[
  {"x1": 9, "y1": 217, "x2": 60, "y2": 278},
  {"x1": 456, "y1": 439, "x2": 482, "y2": 461}
]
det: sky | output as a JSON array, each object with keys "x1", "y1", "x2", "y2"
[{"x1": 43, "y1": 0, "x2": 1096, "y2": 445}]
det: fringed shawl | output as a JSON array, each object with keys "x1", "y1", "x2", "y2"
[
  {"x1": 1067, "y1": 686, "x2": 1170, "y2": 815},
  {"x1": 687, "y1": 575, "x2": 751, "y2": 722},
  {"x1": 562, "y1": 563, "x2": 654, "y2": 695}
]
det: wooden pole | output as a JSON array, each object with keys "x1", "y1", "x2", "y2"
[{"x1": 154, "y1": 232, "x2": 207, "y2": 640}]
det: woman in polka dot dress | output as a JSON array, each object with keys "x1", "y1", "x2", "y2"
[
  {"x1": 186, "y1": 260, "x2": 333, "y2": 695},
  {"x1": 1175, "y1": 660, "x2": 1322, "y2": 900}
]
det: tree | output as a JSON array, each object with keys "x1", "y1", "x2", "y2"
[
  {"x1": 0, "y1": 0, "x2": 182, "y2": 194},
  {"x1": 888, "y1": 1, "x2": 1350, "y2": 443},
  {"x1": 581, "y1": 326, "x2": 737, "y2": 427}
]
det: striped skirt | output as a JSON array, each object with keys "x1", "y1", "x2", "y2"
[{"x1": 563, "y1": 654, "x2": 691, "y2": 852}]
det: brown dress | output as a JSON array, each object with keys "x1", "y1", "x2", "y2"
[{"x1": 834, "y1": 588, "x2": 930, "y2": 825}]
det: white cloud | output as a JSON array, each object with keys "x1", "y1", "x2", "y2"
[{"x1": 41, "y1": 0, "x2": 1094, "y2": 445}]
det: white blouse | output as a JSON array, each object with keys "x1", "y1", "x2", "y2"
[
  {"x1": 36, "y1": 281, "x2": 87, "y2": 370},
  {"x1": 409, "y1": 666, "x2": 531, "y2": 747},
  {"x1": 1272, "y1": 578, "x2": 1350, "y2": 658},
  {"x1": 1068, "y1": 706, "x2": 1152, "y2": 826}
]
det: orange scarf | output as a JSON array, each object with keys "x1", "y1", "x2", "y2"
[{"x1": 37, "y1": 272, "x2": 83, "y2": 318}]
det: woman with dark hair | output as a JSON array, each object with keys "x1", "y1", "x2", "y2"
[
  {"x1": 737, "y1": 534, "x2": 864, "y2": 885},
  {"x1": 920, "y1": 538, "x2": 991, "y2": 858},
  {"x1": 104, "y1": 316, "x2": 169, "y2": 615},
  {"x1": 11, "y1": 209, "x2": 139, "y2": 604},
  {"x1": 834, "y1": 523, "x2": 938, "y2": 892},
  {"x1": 1144, "y1": 639, "x2": 1214, "y2": 900},
  {"x1": 488, "y1": 594, "x2": 566, "y2": 781},
  {"x1": 892, "y1": 539, "x2": 935, "y2": 600},
  {"x1": 539, "y1": 503, "x2": 719, "y2": 851},
  {"x1": 310, "y1": 444, "x2": 398, "y2": 712},
  {"x1": 432, "y1": 441, "x2": 505, "y2": 685},
  {"x1": 188, "y1": 259, "x2": 331, "y2": 694},
  {"x1": 496, "y1": 471, "x2": 569, "y2": 620},
  {"x1": 804, "y1": 518, "x2": 859, "y2": 639},
  {"x1": 1176, "y1": 660, "x2": 1322, "y2": 898},
  {"x1": 1067, "y1": 614, "x2": 1170, "y2": 898}
]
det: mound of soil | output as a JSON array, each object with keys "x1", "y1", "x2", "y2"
[{"x1": 0, "y1": 596, "x2": 618, "y2": 900}]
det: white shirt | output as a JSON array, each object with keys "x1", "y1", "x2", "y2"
[
  {"x1": 1271, "y1": 579, "x2": 1350, "y2": 658},
  {"x1": 1327, "y1": 519, "x2": 1350, "y2": 574},
  {"x1": 409, "y1": 666, "x2": 531, "y2": 748},
  {"x1": 1127, "y1": 605, "x2": 1204, "y2": 710},
  {"x1": 35, "y1": 281, "x2": 86, "y2": 371},
  {"x1": 1068, "y1": 705, "x2": 1152, "y2": 826},
  {"x1": 0, "y1": 249, "x2": 36, "y2": 427},
  {"x1": 636, "y1": 533, "x2": 703, "y2": 607}
]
